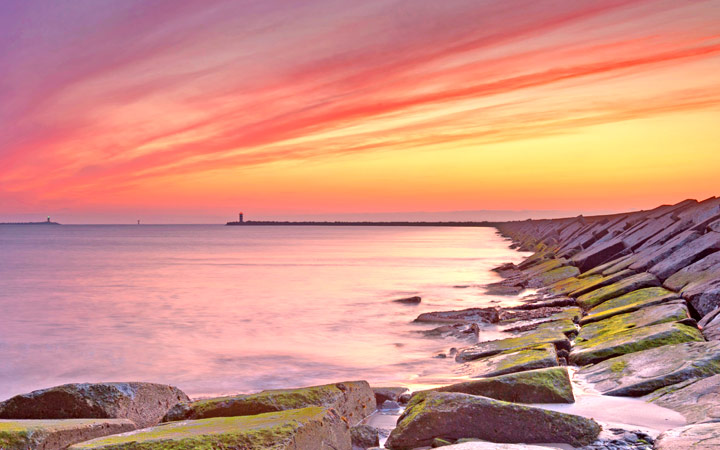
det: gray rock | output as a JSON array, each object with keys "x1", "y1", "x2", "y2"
[
  {"x1": 627, "y1": 229, "x2": 701, "y2": 272},
  {"x1": 351, "y1": 424, "x2": 380, "y2": 449},
  {"x1": 576, "y1": 272, "x2": 661, "y2": 310},
  {"x1": 663, "y1": 251, "x2": 720, "y2": 291},
  {"x1": 571, "y1": 238, "x2": 627, "y2": 272},
  {"x1": 384, "y1": 391, "x2": 601, "y2": 449},
  {"x1": 0, "y1": 382, "x2": 189, "y2": 428},
  {"x1": 569, "y1": 269, "x2": 636, "y2": 298},
  {"x1": 649, "y1": 231, "x2": 720, "y2": 280},
  {"x1": 371, "y1": 387, "x2": 408, "y2": 405},
  {"x1": 580, "y1": 287, "x2": 680, "y2": 325},
  {"x1": 455, "y1": 328, "x2": 569, "y2": 362},
  {"x1": 646, "y1": 374, "x2": 720, "y2": 424},
  {"x1": 654, "y1": 422, "x2": 720, "y2": 450},
  {"x1": 0, "y1": 419, "x2": 136, "y2": 450},
  {"x1": 577, "y1": 341, "x2": 720, "y2": 396},
  {"x1": 681, "y1": 277, "x2": 720, "y2": 318},
  {"x1": 414, "y1": 307, "x2": 499, "y2": 324}
]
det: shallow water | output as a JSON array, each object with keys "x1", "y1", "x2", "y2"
[{"x1": 0, "y1": 225, "x2": 527, "y2": 400}]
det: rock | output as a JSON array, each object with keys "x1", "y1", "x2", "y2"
[
  {"x1": 627, "y1": 229, "x2": 701, "y2": 272},
  {"x1": 569, "y1": 321, "x2": 704, "y2": 366},
  {"x1": 577, "y1": 341, "x2": 720, "y2": 396},
  {"x1": 371, "y1": 387, "x2": 408, "y2": 405},
  {"x1": 681, "y1": 277, "x2": 720, "y2": 317},
  {"x1": 508, "y1": 297, "x2": 576, "y2": 310},
  {"x1": 432, "y1": 437, "x2": 454, "y2": 447},
  {"x1": 647, "y1": 374, "x2": 720, "y2": 424},
  {"x1": 649, "y1": 231, "x2": 720, "y2": 280},
  {"x1": 457, "y1": 344, "x2": 558, "y2": 378},
  {"x1": 575, "y1": 300, "x2": 690, "y2": 343},
  {"x1": 163, "y1": 381, "x2": 375, "y2": 426},
  {"x1": 384, "y1": 391, "x2": 601, "y2": 449},
  {"x1": 654, "y1": 423, "x2": 720, "y2": 450},
  {"x1": 431, "y1": 367, "x2": 574, "y2": 403},
  {"x1": 0, "y1": 419, "x2": 136, "y2": 450},
  {"x1": 0, "y1": 382, "x2": 189, "y2": 428},
  {"x1": 663, "y1": 251, "x2": 720, "y2": 291},
  {"x1": 418, "y1": 323, "x2": 479, "y2": 340},
  {"x1": 351, "y1": 424, "x2": 379, "y2": 449},
  {"x1": 571, "y1": 238, "x2": 628, "y2": 272},
  {"x1": 576, "y1": 272, "x2": 661, "y2": 310},
  {"x1": 455, "y1": 328, "x2": 570, "y2": 362},
  {"x1": 569, "y1": 269, "x2": 636, "y2": 298},
  {"x1": 579, "y1": 287, "x2": 679, "y2": 325},
  {"x1": 432, "y1": 443, "x2": 564, "y2": 450},
  {"x1": 393, "y1": 296, "x2": 421, "y2": 304},
  {"x1": 497, "y1": 306, "x2": 571, "y2": 323},
  {"x1": 483, "y1": 283, "x2": 524, "y2": 295},
  {"x1": 398, "y1": 393, "x2": 412, "y2": 404},
  {"x1": 70, "y1": 406, "x2": 350, "y2": 450},
  {"x1": 579, "y1": 254, "x2": 634, "y2": 278},
  {"x1": 543, "y1": 275, "x2": 603, "y2": 296},
  {"x1": 701, "y1": 308, "x2": 720, "y2": 340},
  {"x1": 414, "y1": 307, "x2": 499, "y2": 324},
  {"x1": 526, "y1": 266, "x2": 580, "y2": 288},
  {"x1": 503, "y1": 318, "x2": 577, "y2": 337}
]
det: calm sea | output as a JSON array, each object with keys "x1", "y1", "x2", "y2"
[{"x1": 0, "y1": 225, "x2": 527, "y2": 401}]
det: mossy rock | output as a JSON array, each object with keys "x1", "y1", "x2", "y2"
[
  {"x1": 580, "y1": 287, "x2": 680, "y2": 325},
  {"x1": 575, "y1": 301, "x2": 689, "y2": 343},
  {"x1": 576, "y1": 272, "x2": 660, "y2": 310},
  {"x1": 0, "y1": 419, "x2": 136, "y2": 450},
  {"x1": 163, "y1": 381, "x2": 375, "y2": 426},
  {"x1": 570, "y1": 322, "x2": 703, "y2": 366},
  {"x1": 384, "y1": 391, "x2": 600, "y2": 449},
  {"x1": 577, "y1": 341, "x2": 720, "y2": 396},
  {"x1": 578, "y1": 254, "x2": 634, "y2": 278},
  {"x1": 70, "y1": 407, "x2": 350, "y2": 450},
  {"x1": 569, "y1": 269, "x2": 635, "y2": 298},
  {"x1": 458, "y1": 344, "x2": 558, "y2": 378},
  {"x1": 455, "y1": 329, "x2": 569, "y2": 362},
  {"x1": 545, "y1": 275, "x2": 602, "y2": 296},
  {"x1": 431, "y1": 367, "x2": 574, "y2": 403},
  {"x1": 526, "y1": 266, "x2": 580, "y2": 288}
]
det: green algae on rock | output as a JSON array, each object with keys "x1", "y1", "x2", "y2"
[
  {"x1": 577, "y1": 341, "x2": 720, "y2": 396},
  {"x1": 0, "y1": 418, "x2": 136, "y2": 450},
  {"x1": 525, "y1": 265, "x2": 580, "y2": 288},
  {"x1": 569, "y1": 321, "x2": 703, "y2": 366},
  {"x1": 458, "y1": 344, "x2": 558, "y2": 378},
  {"x1": 576, "y1": 272, "x2": 660, "y2": 310},
  {"x1": 163, "y1": 381, "x2": 375, "y2": 426},
  {"x1": 431, "y1": 367, "x2": 574, "y2": 404},
  {"x1": 70, "y1": 407, "x2": 350, "y2": 450},
  {"x1": 579, "y1": 287, "x2": 679, "y2": 325},
  {"x1": 569, "y1": 269, "x2": 636, "y2": 298},
  {"x1": 575, "y1": 301, "x2": 690, "y2": 343},
  {"x1": 455, "y1": 329, "x2": 569, "y2": 362},
  {"x1": 384, "y1": 391, "x2": 600, "y2": 449}
]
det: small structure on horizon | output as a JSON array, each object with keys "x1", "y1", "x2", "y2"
[{"x1": 238, "y1": 212, "x2": 244, "y2": 223}]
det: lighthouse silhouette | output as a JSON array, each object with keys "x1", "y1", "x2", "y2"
[{"x1": 238, "y1": 212, "x2": 244, "y2": 223}]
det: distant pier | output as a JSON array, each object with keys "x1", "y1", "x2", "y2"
[
  {"x1": 0, "y1": 217, "x2": 60, "y2": 226},
  {"x1": 226, "y1": 220, "x2": 495, "y2": 227}
]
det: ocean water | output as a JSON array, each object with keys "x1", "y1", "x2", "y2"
[{"x1": 0, "y1": 225, "x2": 527, "y2": 401}]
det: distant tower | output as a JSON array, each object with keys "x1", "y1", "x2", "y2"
[
  {"x1": 47, "y1": 216, "x2": 50, "y2": 223},
  {"x1": 238, "y1": 212, "x2": 244, "y2": 223}
]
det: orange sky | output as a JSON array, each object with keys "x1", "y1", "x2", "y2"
[{"x1": 1, "y1": 0, "x2": 719, "y2": 223}]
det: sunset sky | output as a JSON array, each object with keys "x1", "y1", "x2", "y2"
[{"x1": 1, "y1": 0, "x2": 719, "y2": 223}]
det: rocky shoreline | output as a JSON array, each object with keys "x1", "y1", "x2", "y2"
[{"x1": 2, "y1": 197, "x2": 720, "y2": 449}]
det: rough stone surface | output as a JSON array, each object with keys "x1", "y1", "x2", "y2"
[
  {"x1": 0, "y1": 383, "x2": 189, "y2": 428},
  {"x1": 432, "y1": 443, "x2": 563, "y2": 450},
  {"x1": 544, "y1": 275, "x2": 602, "y2": 296},
  {"x1": 569, "y1": 321, "x2": 703, "y2": 366},
  {"x1": 431, "y1": 367, "x2": 574, "y2": 403},
  {"x1": 163, "y1": 381, "x2": 375, "y2": 426},
  {"x1": 646, "y1": 374, "x2": 720, "y2": 424},
  {"x1": 526, "y1": 266, "x2": 580, "y2": 288},
  {"x1": 663, "y1": 251, "x2": 720, "y2": 292},
  {"x1": 577, "y1": 341, "x2": 720, "y2": 396},
  {"x1": 351, "y1": 424, "x2": 379, "y2": 449},
  {"x1": 580, "y1": 287, "x2": 679, "y2": 325},
  {"x1": 576, "y1": 300, "x2": 689, "y2": 344},
  {"x1": 570, "y1": 269, "x2": 636, "y2": 298},
  {"x1": 70, "y1": 407, "x2": 350, "y2": 450},
  {"x1": 571, "y1": 239, "x2": 627, "y2": 273},
  {"x1": 457, "y1": 344, "x2": 558, "y2": 378},
  {"x1": 455, "y1": 329, "x2": 569, "y2": 362},
  {"x1": 649, "y1": 231, "x2": 720, "y2": 280},
  {"x1": 681, "y1": 277, "x2": 720, "y2": 318},
  {"x1": 414, "y1": 307, "x2": 499, "y2": 324},
  {"x1": 0, "y1": 419, "x2": 136, "y2": 450},
  {"x1": 371, "y1": 387, "x2": 408, "y2": 406},
  {"x1": 654, "y1": 423, "x2": 720, "y2": 450},
  {"x1": 576, "y1": 273, "x2": 661, "y2": 310},
  {"x1": 384, "y1": 391, "x2": 601, "y2": 449},
  {"x1": 628, "y1": 229, "x2": 701, "y2": 272}
]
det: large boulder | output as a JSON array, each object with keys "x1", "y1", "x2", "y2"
[
  {"x1": 351, "y1": 424, "x2": 379, "y2": 449},
  {"x1": 431, "y1": 367, "x2": 574, "y2": 403},
  {"x1": 654, "y1": 423, "x2": 720, "y2": 450},
  {"x1": 455, "y1": 329, "x2": 569, "y2": 362},
  {"x1": 681, "y1": 277, "x2": 720, "y2": 318},
  {"x1": 414, "y1": 307, "x2": 499, "y2": 324},
  {"x1": 568, "y1": 269, "x2": 636, "y2": 298},
  {"x1": 384, "y1": 391, "x2": 600, "y2": 449},
  {"x1": 576, "y1": 273, "x2": 660, "y2": 310},
  {"x1": 701, "y1": 307, "x2": 720, "y2": 340},
  {"x1": 579, "y1": 287, "x2": 679, "y2": 325},
  {"x1": 371, "y1": 387, "x2": 408, "y2": 406},
  {"x1": 627, "y1": 229, "x2": 701, "y2": 272},
  {"x1": 575, "y1": 300, "x2": 689, "y2": 343},
  {"x1": 525, "y1": 266, "x2": 579, "y2": 288},
  {"x1": 664, "y1": 251, "x2": 720, "y2": 291},
  {"x1": 457, "y1": 344, "x2": 558, "y2": 378},
  {"x1": 569, "y1": 322, "x2": 704, "y2": 366},
  {"x1": 577, "y1": 341, "x2": 720, "y2": 396},
  {"x1": 571, "y1": 238, "x2": 627, "y2": 273},
  {"x1": 0, "y1": 383, "x2": 189, "y2": 428},
  {"x1": 0, "y1": 419, "x2": 136, "y2": 450},
  {"x1": 647, "y1": 374, "x2": 720, "y2": 424},
  {"x1": 163, "y1": 381, "x2": 375, "y2": 426},
  {"x1": 70, "y1": 407, "x2": 350, "y2": 450}
]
